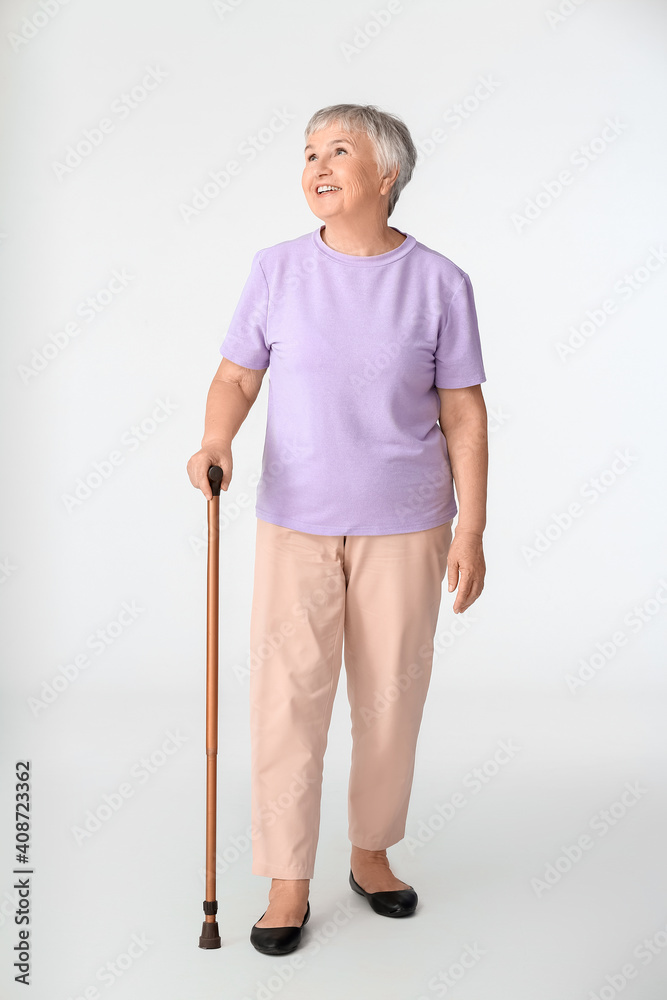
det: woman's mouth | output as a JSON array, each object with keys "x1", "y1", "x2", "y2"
[{"x1": 316, "y1": 185, "x2": 342, "y2": 196}]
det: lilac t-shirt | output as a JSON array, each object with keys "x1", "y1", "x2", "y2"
[{"x1": 219, "y1": 225, "x2": 486, "y2": 536}]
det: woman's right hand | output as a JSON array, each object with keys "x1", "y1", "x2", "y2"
[{"x1": 186, "y1": 443, "x2": 233, "y2": 501}]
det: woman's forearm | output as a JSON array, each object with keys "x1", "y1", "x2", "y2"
[
  {"x1": 440, "y1": 394, "x2": 488, "y2": 536},
  {"x1": 201, "y1": 377, "x2": 253, "y2": 449}
]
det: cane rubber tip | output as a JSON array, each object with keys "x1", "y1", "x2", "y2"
[
  {"x1": 207, "y1": 466, "x2": 223, "y2": 498},
  {"x1": 199, "y1": 920, "x2": 221, "y2": 949}
]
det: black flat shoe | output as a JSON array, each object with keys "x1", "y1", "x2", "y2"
[
  {"x1": 349, "y1": 869, "x2": 418, "y2": 917},
  {"x1": 250, "y1": 900, "x2": 310, "y2": 955}
]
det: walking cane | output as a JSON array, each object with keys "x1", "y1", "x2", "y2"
[{"x1": 199, "y1": 465, "x2": 223, "y2": 949}]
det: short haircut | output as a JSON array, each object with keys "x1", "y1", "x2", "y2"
[{"x1": 304, "y1": 104, "x2": 417, "y2": 218}]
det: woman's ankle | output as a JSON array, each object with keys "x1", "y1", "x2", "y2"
[{"x1": 269, "y1": 877, "x2": 310, "y2": 891}]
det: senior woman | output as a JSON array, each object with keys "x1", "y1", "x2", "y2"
[{"x1": 186, "y1": 103, "x2": 488, "y2": 956}]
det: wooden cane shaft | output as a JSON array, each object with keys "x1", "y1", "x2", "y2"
[{"x1": 205, "y1": 494, "x2": 220, "y2": 909}]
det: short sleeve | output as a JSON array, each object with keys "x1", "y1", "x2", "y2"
[
  {"x1": 434, "y1": 272, "x2": 486, "y2": 388},
  {"x1": 218, "y1": 250, "x2": 270, "y2": 369}
]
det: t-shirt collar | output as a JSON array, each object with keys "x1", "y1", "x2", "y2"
[{"x1": 312, "y1": 224, "x2": 416, "y2": 265}]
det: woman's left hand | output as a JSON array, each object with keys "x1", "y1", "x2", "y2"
[{"x1": 447, "y1": 530, "x2": 486, "y2": 613}]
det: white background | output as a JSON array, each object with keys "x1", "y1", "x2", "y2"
[{"x1": 1, "y1": 0, "x2": 666, "y2": 997}]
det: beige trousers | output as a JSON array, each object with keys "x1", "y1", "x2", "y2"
[{"x1": 249, "y1": 516, "x2": 453, "y2": 879}]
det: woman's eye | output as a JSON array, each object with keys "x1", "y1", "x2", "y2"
[{"x1": 307, "y1": 148, "x2": 347, "y2": 162}]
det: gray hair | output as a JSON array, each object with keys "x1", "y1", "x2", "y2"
[{"x1": 303, "y1": 104, "x2": 417, "y2": 218}]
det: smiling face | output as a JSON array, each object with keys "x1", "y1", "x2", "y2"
[{"x1": 301, "y1": 122, "x2": 399, "y2": 223}]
